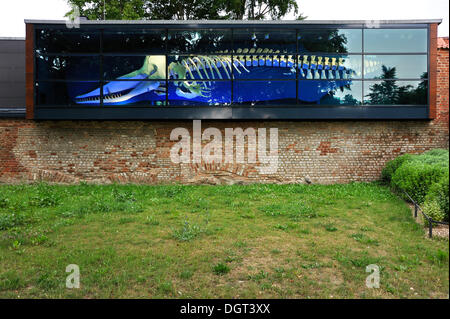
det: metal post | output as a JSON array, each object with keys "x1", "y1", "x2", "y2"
[
  {"x1": 428, "y1": 220, "x2": 433, "y2": 238},
  {"x1": 414, "y1": 203, "x2": 418, "y2": 218}
]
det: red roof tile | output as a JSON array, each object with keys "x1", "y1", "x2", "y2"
[{"x1": 438, "y1": 37, "x2": 449, "y2": 49}]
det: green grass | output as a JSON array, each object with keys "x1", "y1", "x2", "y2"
[{"x1": 0, "y1": 182, "x2": 448, "y2": 298}]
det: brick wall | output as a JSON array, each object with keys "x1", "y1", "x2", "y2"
[
  {"x1": 437, "y1": 44, "x2": 449, "y2": 127},
  {"x1": 1, "y1": 118, "x2": 448, "y2": 185},
  {"x1": 0, "y1": 46, "x2": 448, "y2": 185}
]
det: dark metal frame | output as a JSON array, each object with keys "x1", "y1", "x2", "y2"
[
  {"x1": 402, "y1": 190, "x2": 449, "y2": 238},
  {"x1": 31, "y1": 22, "x2": 431, "y2": 120}
]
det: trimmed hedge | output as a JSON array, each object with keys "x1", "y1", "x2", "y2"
[
  {"x1": 425, "y1": 174, "x2": 449, "y2": 222},
  {"x1": 391, "y1": 162, "x2": 447, "y2": 204},
  {"x1": 381, "y1": 153, "x2": 413, "y2": 183},
  {"x1": 383, "y1": 149, "x2": 449, "y2": 222}
]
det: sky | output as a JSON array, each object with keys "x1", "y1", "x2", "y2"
[{"x1": 0, "y1": 0, "x2": 448, "y2": 38}]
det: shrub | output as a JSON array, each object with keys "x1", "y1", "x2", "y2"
[
  {"x1": 424, "y1": 173, "x2": 449, "y2": 222},
  {"x1": 420, "y1": 149, "x2": 449, "y2": 166},
  {"x1": 422, "y1": 200, "x2": 446, "y2": 224},
  {"x1": 384, "y1": 149, "x2": 449, "y2": 223},
  {"x1": 391, "y1": 161, "x2": 447, "y2": 204},
  {"x1": 381, "y1": 153, "x2": 413, "y2": 183}
]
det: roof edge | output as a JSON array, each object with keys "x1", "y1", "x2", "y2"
[
  {"x1": 24, "y1": 19, "x2": 443, "y2": 25},
  {"x1": 0, "y1": 108, "x2": 26, "y2": 119},
  {"x1": 0, "y1": 37, "x2": 26, "y2": 40}
]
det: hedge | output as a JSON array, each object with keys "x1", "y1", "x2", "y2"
[
  {"x1": 381, "y1": 153, "x2": 413, "y2": 183},
  {"x1": 425, "y1": 173, "x2": 449, "y2": 222},
  {"x1": 383, "y1": 149, "x2": 449, "y2": 222}
]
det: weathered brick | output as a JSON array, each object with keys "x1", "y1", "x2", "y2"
[{"x1": 0, "y1": 46, "x2": 448, "y2": 185}]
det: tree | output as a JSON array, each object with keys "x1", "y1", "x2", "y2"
[
  {"x1": 224, "y1": 0, "x2": 299, "y2": 20},
  {"x1": 366, "y1": 65, "x2": 400, "y2": 105},
  {"x1": 366, "y1": 66, "x2": 427, "y2": 105},
  {"x1": 66, "y1": 0, "x2": 149, "y2": 20},
  {"x1": 146, "y1": 0, "x2": 227, "y2": 20},
  {"x1": 65, "y1": 0, "x2": 301, "y2": 20}
]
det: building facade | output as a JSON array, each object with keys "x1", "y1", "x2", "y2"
[{"x1": 0, "y1": 20, "x2": 448, "y2": 184}]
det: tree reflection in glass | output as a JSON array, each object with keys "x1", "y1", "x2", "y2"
[{"x1": 365, "y1": 66, "x2": 427, "y2": 105}]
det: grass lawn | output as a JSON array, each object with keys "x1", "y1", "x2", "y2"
[{"x1": 0, "y1": 182, "x2": 448, "y2": 298}]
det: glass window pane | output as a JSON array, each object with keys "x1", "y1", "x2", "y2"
[
  {"x1": 168, "y1": 29, "x2": 232, "y2": 54},
  {"x1": 36, "y1": 54, "x2": 100, "y2": 80},
  {"x1": 99, "y1": 81, "x2": 166, "y2": 106},
  {"x1": 233, "y1": 55, "x2": 296, "y2": 80},
  {"x1": 233, "y1": 29, "x2": 296, "y2": 54},
  {"x1": 103, "y1": 28, "x2": 165, "y2": 53},
  {"x1": 364, "y1": 80, "x2": 428, "y2": 105},
  {"x1": 364, "y1": 29, "x2": 427, "y2": 53},
  {"x1": 233, "y1": 80, "x2": 296, "y2": 105},
  {"x1": 36, "y1": 81, "x2": 100, "y2": 106},
  {"x1": 364, "y1": 55, "x2": 427, "y2": 79},
  {"x1": 298, "y1": 80, "x2": 362, "y2": 105},
  {"x1": 298, "y1": 54, "x2": 362, "y2": 80},
  {"x1": 298, "y1": 29, "x2": 362, "y2": 53},
  {"x1": 35, "y1": 28, "x2": 100, "y2": 54},
  {"x1": 103, "y1": 55, "x2": 166, "y2": 81},
  {"x1": 168, "y1": 81, "x2": 230, "y2": 105}
]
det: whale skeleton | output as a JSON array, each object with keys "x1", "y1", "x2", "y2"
[{"x1": 75, "y1": 50, "x2": 360, "y2": 104}]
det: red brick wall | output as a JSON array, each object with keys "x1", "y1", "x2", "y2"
[
  {"x1": 437, "y1": 46, "x2": 449, "y2": 127},
  {"x1": 1, "y1": 47, "x2": 449, "y2": 185},
  {"x1": 0, "y1": 119, "x2": 448, "y2": 185}
]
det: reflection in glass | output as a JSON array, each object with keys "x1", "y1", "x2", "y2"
[
  {"x1": 233, "y1": 81, "x2": 296, "y2": 105},
  {"x1": 35, "y1": 28, "x2": 100, "y2": 53},
  {"x1": 233, "y1": 29, "x2": 296, "y2": 53},
  {"x1": 168, "y1": 81, "x2": 230, "y2": 105},
  {"x1": 103, "y1": 29, "x2": 165, "y2": 53},
  {"x1": 36, "y1": 81, "x2": 100, "y2": 106},
  {"x1": 364, "y1": 80, "x2": 428, "y2": 105},
  {"x1": 168, "y1": 29, "x2": 232, "y2": 53},
  {"x1": 297, "y1": 54, "x2": 362, "y2": 79},
  {"x1": 364, "y1": 55, "x2": 427, "y2": 79},
  {"x1": 36, "y1": 55, "x2": 100, "y2": 80},
  {"x1": 364, "y1": 29, "x2": 427, "y2": 53},
  {"x1": 103, "y1": 55, "x2": 166, "y2": 80},
  {"x1": 298, "y1": 80, "x2": 361, "y2": 105},
  {"x1": 298, "y1": 29, "x2": 362, "y2": 53}
]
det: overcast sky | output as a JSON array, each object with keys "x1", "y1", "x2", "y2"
[{"x1": 0, "y1": 0, "x2": 448, "y2": 38}]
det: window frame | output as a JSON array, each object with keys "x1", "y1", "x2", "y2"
[{"x1": 28, "y1": 22, "x2": 432, "y2": 120}]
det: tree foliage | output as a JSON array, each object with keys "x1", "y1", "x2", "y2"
[
  {"x1": 65, "y1": 0, "x2": 302, "y2": 20},
  {"x1": 366, "y1": 66, "x2": 427, "y2": 105}
]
